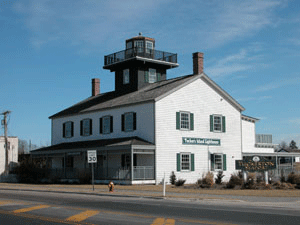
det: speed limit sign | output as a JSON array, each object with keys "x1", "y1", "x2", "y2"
[{"x1": 87, "y1": 150, "x2": 97, "y2": 163}]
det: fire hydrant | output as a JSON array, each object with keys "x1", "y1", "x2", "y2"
[{"x1": 108, "y1": 181, "x2": 114, "y2": 193}]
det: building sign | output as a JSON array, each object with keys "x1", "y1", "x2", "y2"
[
  {"x1": 182, "y1": 137, "x2": 221, "y2": 146},
  {"x1": 235, "y1": 156, "x2": 276, "y2": 172}
]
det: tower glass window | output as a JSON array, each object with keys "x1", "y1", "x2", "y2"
[
  {"x1": 146, "y1": 41, "x2": 153, "y2": 53},
  {"x1": 134, "y1": 40, "x2": 144, "y2": 53}
]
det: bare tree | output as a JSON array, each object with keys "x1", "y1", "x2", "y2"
[{"x1": 289, "y1": 140, "x2": 298, "y2": 149}]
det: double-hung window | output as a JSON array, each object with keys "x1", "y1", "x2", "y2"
[
  {"x1": 149, "y1": 68, "x2": 157, "y2": 83},
  {"x1": 123, "y1": 69, "x2": 130, "y2": 84},
  {"x1": 210, "y1": 115, "x2": 226, "y2": 132},
  {"x1": 177, "y1": 153, "x2": 194, "y2": 172},
  {"x1": 211, "y1": 154, "x2": 226, "y2": 171},
  {"x1": 134, "y1": 40, "x2": 144, "y2": 53},
  {"x1": 63, "y1": 121, "x2": 74, "y2": 138},
  {"x1": 122, "y1": 112, "x2": 136, "y2": 132},
  {"x1": 100, "y1": 116, "x2": 113, "y2": 134},
  {"x1": 80, "y1": 119, "x2": 92, "y2": 136},
  {"x1": 176, "y1": 111, "x2": 194, "y2": 130}
]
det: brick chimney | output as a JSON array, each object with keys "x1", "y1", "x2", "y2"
[
  {"x1": 92, "y1": 78, "x2": 100, "y2": 96},
  {"x1": 193, "y1": 52, "x2": 204, "y2": 75}
]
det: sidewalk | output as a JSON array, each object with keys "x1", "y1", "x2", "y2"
[{"x1": 0, "y1": 183, "x2": 300, "y2": 209}]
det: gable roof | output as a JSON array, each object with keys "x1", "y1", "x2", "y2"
[{"x1": 50, "y1": 73, "x2": 245, "y2": 119}]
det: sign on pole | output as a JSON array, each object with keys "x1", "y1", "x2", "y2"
[
  {"x1": 87, "y1": 150, "x2": 97, "y2": 191},
  {"x1": 88, "y1": 150, "x2": 97, "y2": 163}
]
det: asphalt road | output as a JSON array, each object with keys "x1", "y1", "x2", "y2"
[{"x1": 0, "y1": 189, "x2": 299, "y2": 225}]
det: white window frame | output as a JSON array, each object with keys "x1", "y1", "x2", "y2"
[
  {"x1": 123, "y1": 69, "x2": 130, "y2": 84},
  {"x1": 82, "y1": 119, "x2": 91, "y2": 136},
  {"x1": 148, "y1": 68, "x2": 157, "y2": 83},
  {"x1": 214, "y1": 154, "x2": 223, "y2": 171},
  {"x1": 180, "y1": 112, "x2": 190, "y2": 130},
  {"x1": 124, "y1": 112, "x2": 134, "y2": 132},
  {"x1": 102, "y1": 116, "x2": 111, "y2": 134},
  {"x1": 213, "y1": 115, "x2": 222, "y2": 132},
  {"x1": 181, "y1": 153, "x2": 191, "y2": 171}
]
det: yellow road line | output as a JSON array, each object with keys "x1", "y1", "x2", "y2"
[
  {"x1": 178, "y1": 218, "x2": 238, "y2": 225},
  {"x1": 13, "y1": 205, "x2": 50, "y2": 213},
  {"x1": 65, "y1": 210, "x2": 99, "y2": 222},
  {"x1": 151, "y1": 217, "x2": 175, "y2": 225}
]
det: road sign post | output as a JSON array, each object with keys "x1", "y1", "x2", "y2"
[{"x1": 87, "y1": 150, "x2": 97, "y2": 191}]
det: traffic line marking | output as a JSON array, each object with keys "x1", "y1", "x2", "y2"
[
  {"x1": 0, "y1": 200, "x2": 11, "y2": 205},
  {"x1": 151, "y1": 217, "x2": 175, "y2": 225},
  {"x1": 65, "y1": 210, "x2": 99, "y2": 222},
  {"x1": 13, "y1": 204, "x2": 50, "y2": 213}
]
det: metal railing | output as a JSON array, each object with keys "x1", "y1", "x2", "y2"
[{"x1": 104, "y1": 48, "x2": 177, "y2": 66}]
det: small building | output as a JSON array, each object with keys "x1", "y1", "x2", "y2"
[
  {"x1": 0, "y1": 136, "x2": 18, "y2": 175},
  {"x1": 32, "y1": 34, "x2": 276, "y2": 184}
]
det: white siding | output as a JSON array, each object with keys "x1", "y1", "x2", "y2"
[
  {"x1": 242, "y1": 120, "x2": 274, "y2": 153},
  {"x1": 51, "y1": 103, "x2": 154, "y2": 145},
  {"x1": 241, "y1": 120, "x2": 255, "y2": 152},
  {"x1": 155, "y1": 78, "x2": 242, "y2": 184}
]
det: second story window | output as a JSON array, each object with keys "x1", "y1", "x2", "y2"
[
  {"x1": 122, "y1": 112, "x2": 136, "y2": 132},
  {"x1": 63, "y1": 121, "x2": 74, "y2": 138},
  {"x1": 176, "y1": 111, "x2": 194, "y2": 131},
  {"x1": 210, "y1": 115, "x2": 226, "y2": 132},
  {"x1": 80, "y1": 119, "x2": 92, "y2": 136},
  {"x1": 146, "y1": 41, "x2": 153, "y2": 53},
  {"x1": 123, "y1": 69, "x2": 130, "y2": 84},
  {"x1": 134, "y1": 40, "x2": 144, "y2": 53},
  {"x1": 100, "y1": 116, "x2": 113, "y2": 134}
]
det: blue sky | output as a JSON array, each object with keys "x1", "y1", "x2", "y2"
[{"x1": 1, "y1": 0, "x2": 300, "y2": 147}]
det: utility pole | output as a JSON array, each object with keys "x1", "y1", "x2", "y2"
[{"x1": 1, "y1": 111, "x2": 11, "y2": 175}]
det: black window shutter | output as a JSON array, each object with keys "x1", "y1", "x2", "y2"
[
  {"x1": 190, "y1": 113, "x2": 194, "y2": 130},
  {"x1": 191, "y1": 154, "x2": 195, "y2": 171},
  {"x1": 176, "y1": 112, "x2": 180, "y2": 130},
  {"x1": 99, "y1": 118, "x2": 103, "y2": 134},
  {"x1": 71, "y1": 122, "x2": 74, "y2": 137},
  {"x1": 63, "y1": 123, "x2": 66, "y2": 138},
  {"x1": 133, "y1": 113, "x2": 136, "y2": 130},
  {"x1": 223, "y1": 154, "x2": 227, "y2": 171},
  {"x1": 89, "y1": 119, "x2": 93, "y2": 135},
  {"x1": 110, "y1": 116, "x2": 113, "y2": 133},
  {"x1": 211, "y1": 154, "x2": 215, "y2": 171},
  {"x1": 121, "y1": 114, "x2": 125, "y2": 131},
  {"x1": 210, "y1": 115, "x2": 214, "y2": 132},
  {"x1": 177, "y1": 153, "x2": 181, "y2": 171},
  {"x1": 222, "y1": 116, "x2": 226, "y2": 133},
  {"x1": 80, "y1": 120, "x2": 83, "y2": 136}
]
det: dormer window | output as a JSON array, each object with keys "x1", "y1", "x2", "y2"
[{"x1": 123, "y1": 69, "x2": 130, "y2": 84}]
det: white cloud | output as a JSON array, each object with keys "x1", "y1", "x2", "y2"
[{"x1": 254, "y1": 77, "x2": 300, "y2": 92}]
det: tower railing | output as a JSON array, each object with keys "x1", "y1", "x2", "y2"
[{"x1": 104, "y1": 48, "x2": 177, "y2": 66}]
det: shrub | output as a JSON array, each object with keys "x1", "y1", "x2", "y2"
[
  {"x1": 215, "y1": 171, "x2": 225, "y2": 185},
  {"x1": 15, "y1": 161, "x2": 46, "y2": 184},
  {"x1": 226, "y1": 173, "x2": 243, "y2": 189},
  {"x1": 256, "y1": 175, "x2": 263, "y2": 184},
  {"x1": 197, "y1": 172, "x2": 214, "y2": 188},
  {"x1": 242, "y1": 173, "x2": 255, "y2": 189},
  {"x1": 287, "y1": 172, "x2": 300, "y2": 184},
  {"x1": 175, "y1": 179, "x2": 186, "y2": 186},
  {"x1": 170, "y1": 171, "x2": 177, "y2": 185}
]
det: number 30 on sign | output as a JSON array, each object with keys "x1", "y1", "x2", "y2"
[{"x1": 87, "y1": 150, "x2": 97, "y2": 163}]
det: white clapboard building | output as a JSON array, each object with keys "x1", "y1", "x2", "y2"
[{"x1": 31, "y1": 35, "x2": 275, "y2": 184}]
